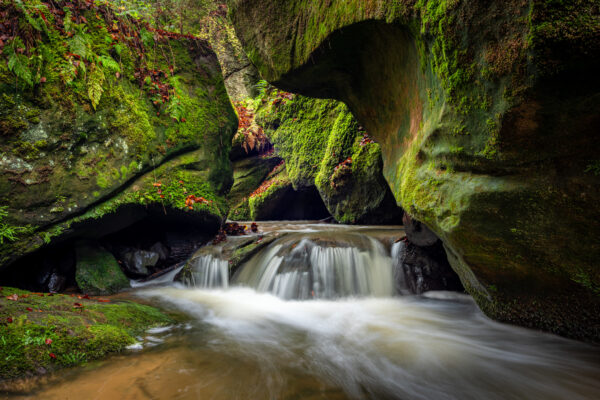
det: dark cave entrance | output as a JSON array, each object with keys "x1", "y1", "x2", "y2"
[{"x1": 0, "y1": 205, "x2": 221, "y2": 293}]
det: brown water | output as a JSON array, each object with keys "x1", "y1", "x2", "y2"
[{"x1": 3, "y1": 223, "x2": 600, "y2": 400}]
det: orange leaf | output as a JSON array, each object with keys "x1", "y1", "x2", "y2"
[{"x1": 6, "y1": 294, "x2": 18, "y2": 301}]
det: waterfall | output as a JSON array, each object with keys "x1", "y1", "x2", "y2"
[
  {"x1": 188, "y1": 255, "x2": 229, "y2": 288},
  {"x1": 391, "y1": 241, "x2": 411, "y2": 295},
  {"x1": 234, "y1": 234, "x2": 395, "y2": 299}
]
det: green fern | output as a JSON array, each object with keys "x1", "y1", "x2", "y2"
[
  {"x1": 63, "y1": 9, "x2": 73, "y2": 33},
  {"x1": 5, "y1": 38, "x2": 33, "y2": 87},
  {"x1": 87, "y1": 63, "x2": 105, "y2": 110},
  {"x1": 0, "y1": 206, "x2": 32, "y2": 245},
  {"x1": 166, "y1": 98, "x2": 186, "y2": 122},
  {"x1": 69, "y1": 26, "x2": 92, "y2": 61},
  {"x1": 98, "y1": 55, "x2": 121, "y2": 73}
]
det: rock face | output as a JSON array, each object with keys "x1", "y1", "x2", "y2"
[
  {"x1": 256, "y1": 93, "x2": 403, "y2": 224},
  {"x1": 75, "y1": 243, "x2": 130, "y2": 295},
  {"x1": 200, "y1": 6, "x2": 402, "y2": 224},
  {"x1": 228, "y1": 0, "x2": 600, "y2": 340},
  {"x1": 0, "y1": 1, "x2": 237, "y2": 271}
]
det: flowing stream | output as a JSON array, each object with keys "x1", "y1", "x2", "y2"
[{"x1": 6, "y1": 222, "x2": 600, "y2": 400}]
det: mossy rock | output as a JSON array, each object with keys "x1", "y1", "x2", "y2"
[
  {"x1": 0, "y1": 1, "x2": 237, "y2": 270},
  {"x1": 248, "y1": 172, "x2": 293, "y2": 221},
  {"x1": 75, "y1": 243, "x2": 130, "y2": 295},
  {"x1": 227, "y1": 155, "x2": 283, "y2": 219},
  {"x1": 229, "y1": 0, "x2": 600, "y2": 341},
  {"x1": 0, "y1": 286, "x2": 173, "y2": 380},
  {"x1": 256, "y1": 93, "x2": 402, "y2": 224}
]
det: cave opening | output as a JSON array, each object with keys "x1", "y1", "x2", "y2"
[{"x1": 0, "y1": 205, "x2": 220, "y2": 293}]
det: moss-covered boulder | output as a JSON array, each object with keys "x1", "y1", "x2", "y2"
[
  {"x1": 75, "y1": 243, "x2": 130, "y2": 295},
  {"x1": 229, "y1": 0, "x2": 600, "y2": 340},
  {"x1": 0, "y1": 1, "x2": 237, "y2": 270},
  {"x1": 247, "y1": 169, "x2": 293, "y2": 220},
  {"x1": 227, "y1": 155, "x2": 283, "y2": 220},
  {"x1": 256, "y1": 92, "x2": 402, "y2": 224},
  {"x1": 0, "y1": 286, "x2": 173, "y2": 380}
]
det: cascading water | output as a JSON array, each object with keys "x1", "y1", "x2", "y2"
[
  {"x1": 187, "y1": 254, "x2": 229, "y2": 288},
  {"x1": 14, "y1": 223, "x2": 600, "y2": 400},
  {"x1": 189, "y1": 229, "x2": 398, "y2": 299}
]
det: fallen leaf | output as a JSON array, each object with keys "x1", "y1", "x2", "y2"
[
  {"x1": 26, "y1": 307, "x2": 33, "y2": 312},
  {"x1": 6, "y1": 294, "x2": 18, "y2": 301},
  {"x1": 49, "y1": 353, "x2": 56, "y2": 359},
  {"x1": 45, "y1": 339, "x2": 52, "y2": 345},
  {"x1": 6, "y1": 317, "x2": 12, "y2": 323},
  {"x1": 96, "y1": 299, "x2": 110, "y2": 303}
]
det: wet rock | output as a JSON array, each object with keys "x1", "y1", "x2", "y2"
[
  {"x1": 47, "y1": 272, "x2": 66, "y2": 293},
  {"x1": 75, "y1": 242, "x2": 130, "y2": 295},
  {"x1": 149, "y1": 242, "x2": 169, "y2": 262},
  {"x1": 122, "y1": 250, "x2": 160, "y2": 277},
  {"x1": 402, "y1": 213, "x2": 439, "y2": 248},
  {"x1": 35, "y1": 260, "x2": 54, "y2": 288},
  {"x1": 393, "y1": 240, "x2": 463, "y2": 295}
]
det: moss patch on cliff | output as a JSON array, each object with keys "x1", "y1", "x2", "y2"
[
  {"x1": 255, "y1": 90, "x2": 401, "y2": 223},
  {"x1": 0, "y1": 0, "x2": 237, "y2": 270}
]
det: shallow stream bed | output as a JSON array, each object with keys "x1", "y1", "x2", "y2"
[{"x1": 3, "y1": 223, "x2": 600, "y2": 399}]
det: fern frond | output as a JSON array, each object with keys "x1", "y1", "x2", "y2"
[
  {"x1": 6, "y1": 38, "x2": 33, "y2": 87},
  {"x1": 98, "y1": 55, "x2": 121, "y2": 73},
  {"x1": 87, "y1": 63, "x2": 105, "y2": 110}
]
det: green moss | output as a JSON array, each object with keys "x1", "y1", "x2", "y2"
[
  {"x1": 75, "y1": 244, "x2": 130, "y2": 295},
  {"x1": 0, "y1": 287, "x2": 173, "y2": 380},
  {"x1": 0, "y1": 1, "x2": 237, "y2": 268},
  {"x1": 248, "y1": 172, "x2": 292, "y2": 220}
]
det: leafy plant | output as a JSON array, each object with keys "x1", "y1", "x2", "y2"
[
  {"x1": 87, "y1": 63, "x2": 106, "y2": 110},
  {"x1": 61, "y1": 351, "x2": 87, "y2": 366},
  {"x1": 0, "y1": 206, "x2": 32, "y2": 245},
  {"x1": 585, "y1": 160, "x2": 600, "y2": 176},
  {"x1": 5, "y1": 37, "x2": 33, "y2": 87}
]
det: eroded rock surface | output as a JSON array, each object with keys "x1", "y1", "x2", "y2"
[{"x1": 228, "y1": 0, "x2": 600, "y2": 340}]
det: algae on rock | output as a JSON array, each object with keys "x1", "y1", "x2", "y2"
[
  {"x1": 228, "y1": 0, "x2": 600, "y2": 340},
  {"x1": 0, "y1": 0, "x2": 237, "y2": 270},
  {"x1": 75, "y1": 243, "x2": 130, "y2": 295}
]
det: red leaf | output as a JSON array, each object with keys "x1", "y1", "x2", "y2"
[
  {"x1": 96, "y1": 299, "x2": 110, "y2": 303},
  {"x1": 6, "y1": 317, "x2": 12, "y2": 323},
  {"x1": 82, "y1": 294, "x2": 90, "y2": 299},
  {"x1": 40, "y1": 76, "x2": 47, "y2": 83},
  {"x1": 26, "y1": 307, "x2": 33, "y2": 312},
  {"x1": 49, "y1": 353, "x2": 56, "y2": 359},
  {"x1": 45, "y1": 338, "x2": 52, "y2": 345}
]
